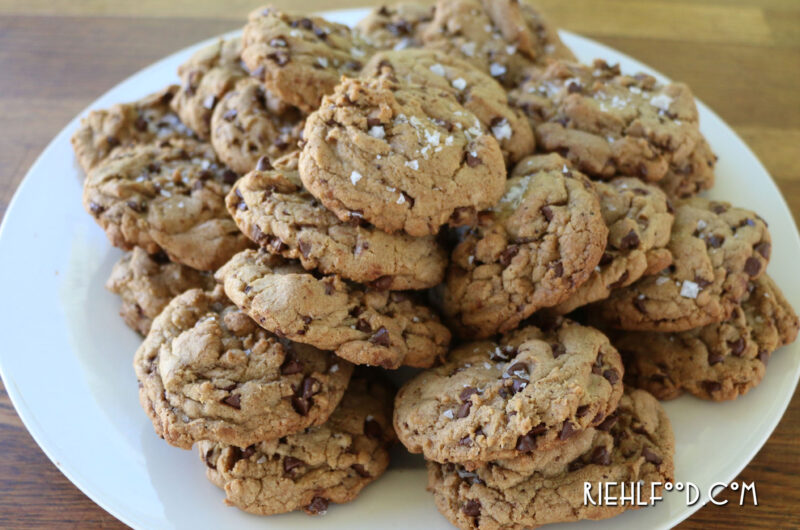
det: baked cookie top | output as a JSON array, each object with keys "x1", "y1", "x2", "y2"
[
  {"x1": 427, "y1": 388, "x2": 674, "y2": 530},
  {"x1": 354, "y1": 3, "x2": 435, "y2": 50},
  {"x1": 421, "y1": 0, "x2": 575, "y2": 87},
  {"x1": 393, "y1": 320, "x2": 624, "y2": 465},
  {"x1": 210, "y1": 78, "x2": 304, "y2": 175},
  {"x1": 105, "y1": 247, "x2": 215, "y2": 335},
  {"x1": 83, "y1": 137, "x2": 251, "y2": 271},
  {"x1": 71, "y1": 85, "x2": 191, "y2": 173},
  {"x1": 617, "y1": 274, "x2": 799, "y2": 401},
  {"x1": 226, "y1": 152, "x2": 447, "y2": 290},
  {"x1": 510, "y1": 59, "x2": 716, "y2": 198},
  {"x1": 216, "y1": 249, "x2": 451, "y2": 369},
  {"x1": 198, "y1": 370, "x2": 395, "y2": 516},
  {"x1": 361, "y1": 48, "x2": 535, "y2": 163},
  {"x1": 443, "y1": 154, "x2": 607, "y2": 338},
  {"x1": 299, "y1": 76, "x2": 506, "y2": 237},
  {"x1": 241, "y1": 7, "x2": 373, "y2": 112},
  {"x1": 551, "y1": 176, "x2": 674, "y2": 314},
  {"x1": 170, "y1": 37, "x2": 248, "y2": 140},
  {"x1": 596, "y1": 197, "x2": 771, "y2": 332},
  {"x1": 134, "y1": 285, "x2": 353, "y2": 449}
]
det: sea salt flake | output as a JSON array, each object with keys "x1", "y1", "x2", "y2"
[
  {"x1": 451, "y1": 77, "x2": 467, "y2": 91},
  {"x1": 650, "y1": 93, "x2": 674, "y2": 111},
  {"x1": 351, "y1": 47, "x2": 366, "y2": 58},
  {"x1": 506, "y1": 44, "x2": 517, "y2": 55},
  {"x1": 656, "y1": 276, "x2": 670, "y2": 285},
  {"x1": 460, "y1": 42, "x2": 476, "y2": 57},
  {"x1": 489, "y1": 63, "x2": 507, "y2": 77},
  {"x1": 396, "y1": 194, "x2": 405, "y2": 204},
  {"x1": 443, "y1": 409, "x2": 455, "y2": 419},
  {"x1": 350, "y1": 170, "x2": 363, "y2": 185},
  {"x1": 697, "y1": 219, "x2": 707, "y2": 230},
  {"x1": 491, "y1": 119, "x2": 512, "y2": 140},
  {"x1": 429, "y1": 63, "x2": 446, "y2": 76},
  {"x1": 405, "y1": 160, "x2": 419, "y2": 170},
  {"x1": 329, "y1": 364, "x2": 339, "y2": 373},
  {"x1": 368, "y1": 125, "x2": 385, "y2": 139},
  {"x1": 317, "y1": 57, "x2": 328, "y2": 68},
  {"x1": 680, "y1": 280, "x2": 700, "y2": 299}
]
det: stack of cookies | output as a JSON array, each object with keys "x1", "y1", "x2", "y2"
[{"x1": 71, "y1": 0, "x2": 798, "y2": 527}]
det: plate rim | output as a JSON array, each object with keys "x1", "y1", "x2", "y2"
[{"x1": 0, "y1": 7, "x2": 798, "y2": 530}]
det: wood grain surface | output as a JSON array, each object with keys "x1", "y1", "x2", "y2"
[{"x1": 0, "y1": 0, "x2": 798, "y2": 528}]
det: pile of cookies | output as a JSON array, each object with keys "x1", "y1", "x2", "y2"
[{"x1": 72, "y1": 0, "x2": 798, "y2": 527}]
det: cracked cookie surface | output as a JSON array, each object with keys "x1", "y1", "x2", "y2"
[
  {"x1": 443, "y1": 154, "x2": 607, "y2": 338},
  {"x1": 421, "y1": 0, "x2": 575, "y2": 87},
  {"x1": 595, "y1": 197, "x2": 771, "y2": 332},
  {"x1": 427, "y1": 388, "x2": 674, "y2": 530},
  {"x1": 216, "y1": 249, "x2": 451, "y2": 369},
  {"x1": 170, "y1": 37, "x2": 248, "y2": 139},
  {"x1": 616, "y1": 275, "x2": 799, "y2": 401},
  {"x1": 134, "y1": 285, "x2": 353, "y2": 449},
  {"x1": 299, "y1": 76, "x2": 506, "y2": 236},
  {"x1": 551, "y1": 176, "x2": 674, "y2": 314},
  {"x1": 227, "y1": 152, "x2": 446, "y2": 290},
  {"x1": 198, "y1": 370, "x2": 395, "y2": 515},
  {"x1": 393, "y1": 320, "x2": 624, "y2": 465},
  {"x1": 241, "y1": 7, "x2": 373, "y2": 112},
  {"x1": 83, "y1": 137, "x2": 251, "y2": 271},
  {"x1": 210, "y1": 78, "x2": 304, "y2": 174},
  {"x1": 361, "y1": 48, "x2": 534, "y2": 163},
  {"x1": 71, "y1": 85, "x2": 191, "y2": 173},
  {"x1": 106, "y1": 247, "x2": 215, "y2": 335},
  {"x1": 355, "y1": 3, "x2": 435, "y2": 50},
  {"x1": 510, "y1": 59, "x2": 716, "y2": 198}
]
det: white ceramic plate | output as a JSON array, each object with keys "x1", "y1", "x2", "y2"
[{"x1": 0, "y1": 7, "x2": 798, "y2": 530}]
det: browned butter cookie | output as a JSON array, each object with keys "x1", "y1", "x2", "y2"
[
  {"x1": 134, "y1": 285, "x2": 353, "y2": 449},
  {"x1": 216, "y1": 249, "x2": 451, "y2": 369},
  {"x1": 199, "y1": 371, "x2": 395, "y2": 516}
]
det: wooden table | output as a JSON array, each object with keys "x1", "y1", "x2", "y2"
[{"x1": 0, "y1": 0, "x2": 798, "y2": 527}]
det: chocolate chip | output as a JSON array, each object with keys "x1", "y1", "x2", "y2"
[
  {"x1": 291, "y1": 396, "x2": 310, "y2": 415},
  {"x1": 351, "y1": 463, "x2": 370, "y2": 477},
  {"x1": 619, "y1": 230, "x2": 640, "y2": 250},
  {"x1": 559, "y1": 421, "x2": 577, "y2": 440},
  {"x1": 540, "y1": 205, "x2": 554, "y2": 221},
  {"x1": 459, "y1": 387, "x2": 478, "y2": 402},
  {"x1": 708, "y1": 352, "x2": 725, "y2": 365},
  {"x1": 283, "y1": 456, "x2": 303, "y2": 474},
  {"x1": 591, "y1": 446, "x2": 611, "y2": 465},
  {"x1": 126, "y1": 200, "x2": 144, "y2": 213},
  {"x1": 462, "y1": 499, "x2": 481, "y2": 517},
  {"x1": 298, "y1": 240, "x2": 312, "y2": 258},
  {"x1": 499, "y1": 245, "x2": 519, "y2": 266},
  {"x1": 703, "y1": 380, "x2": 722, "y2": 394},
  {"x1": 370, "y1": 275, "x2": 393, "y2": 291},
  {"x1": 603, "y1": 369, "x2": 619, "y2": 385},
  {"x1": 509, "y1": 378, "x2": 527, "y2": 394},
  {"x1": 134, "y1": 117, "x2": 148, "y2": 132},
  {"x1": 744, "y1": 257, "x2": 761, "y2": 276},
  {"x1": 267, "y1": 51, "x2": 290, "y2": 66},
  {"x1": 706, "y1": 234, "x2": 724, "y2": 248},
  {"x1": 307, "y1": 496, "x2": 328, "y2": 515},
  {"x1": 516, "y1": 423, "x2": 546, "y2": 452},
  {"x1": 550, "y1": 261, "x2": 564, "y2": 278},
  {"x1": 465, "y1": 152, "x2": 482, "y2": 167},
  {"x1": 322, "y1": 279, "x2": 335, "y2": 295},
  {"x1": 252, "y1": 155, "x2": 271, "y2": 172},
  {"x1": 758, "y1": 349, "x2": 769, "y2": 364},
  {"x1": 222, "y1": 109, "x2": 238, "y2": 121},
  {"x1": 551, "y1": 343, "x2": 566, "y2": 358},
  {"x1": 88, "y1": 201, "x2": 105, "y2": 215},
  {"x1": 456, "y1": 402, "x2": 472, "y2": 418},
  {"x1": 567, "y1": 81, "x2": 582, "y2": 93},
  {"x1": 694, "y1": 276, "x2": 712, "y2": 288},
  {"x1": 204, "y1": 449, "x2": 216, "y2": 469},
  {"x1": 301, "y1": 377, "x2": 320, "y2": 399},
  {"x1": 633, "y1": 297, "x2": 648, "y2": 314},
  {"x1": 221, "y1": 393, "x2": 241, "y2": 409},
  {"x1": 369, "y1": 327, "x2": 391, "y2": 346},
  {"x1": 219, "y1": 169, "x2": 237, "y2": 185},
  {"x1": 106, "y1": 136, "x2": 120, "y2": 147},
  {"x1": 642, "y1": 447, "x2": 662, "y2": 465},
  {"x1": 506, "y1": 361, "x2": 528, "y2": 376},
  {"x1": 596, "y1": 414, "x2": 617, "y2": 431},
  {"x1": 355, "y1": 318, "x2": 372, "y2": 333},
  {"x1": 458, "y1": 436, "x2": 473, "y2": 447},
  {"x1": 711, "y1": 203, "x2": 728, "y2": 214},
  {"x1": 364, "y1": 418, "x2": 383, "y2": 439},
  {"x1": 609, "y1": 270, "x2": 630, "y2": 289},
  {"x1": 755, "y1": 241, "x2": 771, "y2": 259},
  {"x1": 728, "y1": 338, "x2": 745, "y2": 356},
  {"x1": 576, "y1": 404, "x2": 590, "y2": 417}
]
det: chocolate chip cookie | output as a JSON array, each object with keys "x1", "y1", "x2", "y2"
[
  {"x1": 216, "y1": 249, "x2": 451, "y2": 369},
  {"x1": 198, "y1": 370, "x2": 395, "y2": 515},
  {"x1": 83, "y1": 137, "x2": 251, "y2": 271},
  {"x1": 210, "y1": 78, "x2": 304, "y2": 174},
  {"x1": 596, "y1": 197, "x2": 771, "y2": 332},
  {"x1": 355, "y1": 3, "x2": 435, "y2": 50},
  {"x1": 170, "y1": 37, "x2": 248, "y2": 139},
  {"x1": 361, "y1": 48, "x2": 535, "y2": 163},
  {"x1": 134, "y1": 285, "x2": 353, "y2": 449},
  {"x1": 105, "y1": 247, "x2": 215, "y2": 335},
  {"x1": 421, "y1": 0, "x2": 575, "y2": 87},
  {"x1": 300, "y1": 76, "x2": 506, "y2": 236},
  {"x1": 510, "y1": 59, "x2": 716, "y2": 198},
  {"x1": 443, "y1": 154, "x2": 607, "y2": 338},
  {"x1": 227, "y1": 152, "x2": 447, "y2": 290},
  {"x1": 427, "y1": 388, "x2": 674, "y2": 529},
  {"x1": 616, "y1": 275, "x2": 799, "y2": 401},
  {"x1": 551, "y1": 176, "x2": 674, "y2": 314},
  {"x1": 393, "y1": 320, "x2": 624, "y2": 465},
  {"x1": 71, "y1": 85, "x2": 191, "y2": 173},
  {"x1": 241, "y1": 7, "x2": 373, "y2": 112}
]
